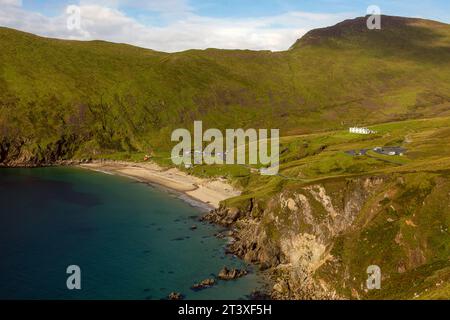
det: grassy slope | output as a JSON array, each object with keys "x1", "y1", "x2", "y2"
[
  {"x1": 0, "y1": 15, "x2": 449, "y2": 161},
  {"x1": 219, "y1": 115, "x2": 450, "y2": 299}
]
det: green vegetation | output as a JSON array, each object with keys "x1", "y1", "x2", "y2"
[
  {"x1": 1, "y1": 15, "x2": 450, "y2": 165},
  {"x1": 0, "y1": 15, "x2": 449, "y2": 300},
  {"x1": 219, "y1": 115, "x2": 450, "y2": 300}
]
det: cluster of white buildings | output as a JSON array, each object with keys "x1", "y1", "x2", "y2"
[{"x1": 349, "y1": 127, "x2": 377, "y2": 135}]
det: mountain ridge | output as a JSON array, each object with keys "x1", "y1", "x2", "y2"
[
  {"x1": 0, "y1": 15, "x2": 449, "y2": 163},
  {"x1": 1, "y1": 15, "x2": 449, "y2": 53},
  {"x1": 291, "y1": 15, "x2": 450, "y2": 48}
]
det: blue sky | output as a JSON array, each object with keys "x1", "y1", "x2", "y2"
[
  {"x1": 1, "y1": 0, "x2": 449, "y2": 52},
  {"x1": 21, "y1": 0, "x2": 450, "y2": 21}
]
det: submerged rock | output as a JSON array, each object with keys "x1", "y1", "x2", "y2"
[{"x1": 248, "y1": 290, "x2": 271, "y2": 300}]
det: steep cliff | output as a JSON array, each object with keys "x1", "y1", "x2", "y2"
[
  {"x1": 205, "y1": 172, "x2": 450, "y2": 299},
  {"x1": 0, "y1": 135, "x2": 80, "y2": 167}
]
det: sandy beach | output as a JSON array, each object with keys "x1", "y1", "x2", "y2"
[{"x1": 79, "y1": 161, "x2": 241, "y2": 209}]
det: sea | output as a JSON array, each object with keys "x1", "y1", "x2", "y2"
[{"x1": 0, "y1": 167, "x2": 264, "y2": 300}]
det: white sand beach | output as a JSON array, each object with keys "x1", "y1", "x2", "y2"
[{"x1": 80, "y1": 161, "x2": 241, "y2": 209}]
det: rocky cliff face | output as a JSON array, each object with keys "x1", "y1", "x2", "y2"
[
  {"x1": 204, "y1": 173, "x2": 450, "y2": 299},
  {"x1": 0, "y1": 135, "x2": 80, "y2": 167},
  {"x1": 205, "y1": 176, "x2": 388, "y2": 299}
]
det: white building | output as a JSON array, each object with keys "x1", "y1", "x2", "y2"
[{"x1": 349, "y1": 127, "x2": 377, "y2": 135}]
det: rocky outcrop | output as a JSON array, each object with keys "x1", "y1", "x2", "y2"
[
  {"x1": 191, "y1": 278, "x2": 216, "y2": 290},
  {"x1": 0, "y1": 135, "x2": 81, "y2": 167},
  {"x1": 204, "y1": 175, "x2": 390, "y2": 299},
  {"x1": 168, "y1": 292, "x2": 184, "y2": 300},
  {"x1": 202, "y1": 206, "x2": 242, "y2": 226},
  {"x1": 217, "y1": 267, "x2": 248, "y2": 280}
]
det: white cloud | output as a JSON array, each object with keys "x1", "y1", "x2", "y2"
[
  {"x1": 80, "y1": 0, "x2": 192, "y2": 14},
  {"x1": 0, "y1": 1, "x2": 353, "y2": 52},
  {"x1": 0, "y1": 0, "x2": 22, "y2": 6},
  {"x1": 121, "y1": 0, "x2": 192, "y2": 14}
]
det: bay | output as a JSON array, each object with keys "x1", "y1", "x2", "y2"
[{"x1": 0, "y1": 167, "x2": 263, "y2": 300}]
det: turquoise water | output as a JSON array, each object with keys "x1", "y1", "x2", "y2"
[{"x1": 0, "y1": 167, "x2": 263, "y2": 300}]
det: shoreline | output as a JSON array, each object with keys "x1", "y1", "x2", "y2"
[
  {"x1": 1, "y1": 160, "x2": 272, "y2": 298},
  {"x1": 79, "y1": 161, "x2": 273, "y2": 297},
  {"x1": 79, "y1": 161, "x2": 273, "y2": 299},
  {"x1": 0, "y1": 163, "x2": 267, "y2": 300},
  {"x1": 79, "y1": 161, "x2": 241, "y2": 210}
]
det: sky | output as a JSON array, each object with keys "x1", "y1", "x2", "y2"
[{"x1": 0, "y1": 0, "x2": 449, "y2": 52}]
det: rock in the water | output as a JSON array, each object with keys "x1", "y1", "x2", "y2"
[
  {"x1": 191, "y1": 278, "x2": 216, "y2": 290},
  {"x1": 218, "y1": 266, "x2": 248, "y2": 280},
  {"x1": 168, "y1": 292, "x2": 184, "y2": 300}
]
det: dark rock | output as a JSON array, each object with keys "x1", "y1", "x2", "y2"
[{"x1": 248, "y1": 290, "x2": 271, "y2": 300}]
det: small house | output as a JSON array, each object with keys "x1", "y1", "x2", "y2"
[{"x1": 349, "y1": 127, "x2": 377, "y2": 135}]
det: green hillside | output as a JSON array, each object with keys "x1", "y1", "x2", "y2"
[
  {"x1": 0, "y1": 15, "x2": 449, "y2": 164},
  {"x1": 0, "y1": 15, "x2": 449, "y2": 300}
]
